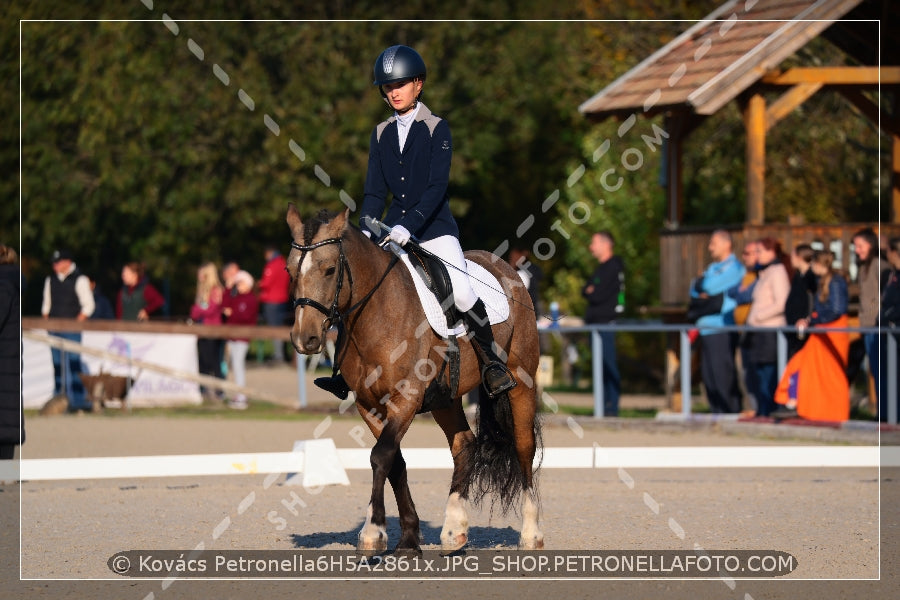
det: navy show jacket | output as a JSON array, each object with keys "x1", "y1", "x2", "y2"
[{"x1": 360, "y1": 103, "x2": 459, "y2": 242}]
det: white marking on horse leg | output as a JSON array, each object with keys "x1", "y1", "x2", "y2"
[
  {"x1": 519, "y1": 491, "x2": 544, "y2": 550},
  {"x1": 357, "y1": 502, "x2": 388, "y2": 554},
  {"x1": 440, "y1": 492, "x2": 469, "y2": 552}
]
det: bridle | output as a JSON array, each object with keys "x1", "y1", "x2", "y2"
[
  {"x1": 289, "y1": 233, "x2": 400, "y2": 355},
  {"x1": 290, "y1": 237, "x2": 351, "y2": 353}
]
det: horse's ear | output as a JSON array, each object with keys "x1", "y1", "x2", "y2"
[
  {"x1": 326, "y1": 208, "x2": 352, "y2": 236},
  {"x1": 286, "y1": 203, "x2": 303, "y2": 236}
]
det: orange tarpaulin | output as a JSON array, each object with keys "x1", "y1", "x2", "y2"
[{"x1": 775, "y1": 315, "x2": 850, "y2": 422}]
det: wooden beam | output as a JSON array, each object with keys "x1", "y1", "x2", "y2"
[
  {"x1": 743, "y1": 93, "x2": 766, "y2": 225},
  {"x1": 836, "y1": 88, "x2": 900, "y2": 137},
  {"x1": 762, "y1": 66, "x2": 900, "y2": 85},
  {"x1": 765, "y1": 83, "x2": 823, "y2": 131},
  {"x1": 23, "y1": 317, "x2": 291, "y2": 340}
]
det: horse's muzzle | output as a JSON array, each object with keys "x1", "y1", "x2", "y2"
[{"x1": 290, "y1": 330, "x2": 324, "y2": 355}]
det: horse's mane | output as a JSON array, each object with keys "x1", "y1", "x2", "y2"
[{"x1": 300, "y1": 208, "x2": 368, "y2": 246}]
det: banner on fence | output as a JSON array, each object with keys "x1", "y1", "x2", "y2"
[{"x1": 23, "y1": 331, "x2": 202, "y2": 408}]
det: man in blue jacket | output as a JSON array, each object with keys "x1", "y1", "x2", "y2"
[{"x1": 690, "y1": 230, "x2": 746, "y2": 413}]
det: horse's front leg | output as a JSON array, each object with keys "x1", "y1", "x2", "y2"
[
  {"x1": 387, "y1": 447, "x2": 422, "y2": 554},
  {"x1": 357, "y1": 413, "x2": 420, "y2": 555}
]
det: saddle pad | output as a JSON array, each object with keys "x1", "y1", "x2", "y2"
[{"x1": 397, "y1": 249, "x2": 510, "y2": 338}]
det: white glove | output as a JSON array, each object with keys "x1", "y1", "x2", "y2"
[{"x1": 388, "y1": 224, "x2": 411, "y2": 246}]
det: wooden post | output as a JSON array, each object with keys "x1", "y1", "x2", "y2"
[
  {"x1": 743, "y1": 93, "x2": 766, "y2": 225},
  {"x1": 664, "y1": 114, "x2": 685, "y2": 228}
]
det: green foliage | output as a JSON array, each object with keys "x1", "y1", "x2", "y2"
[{"x1": 4, "y1": 0, "x2": 887, "y2": 319}]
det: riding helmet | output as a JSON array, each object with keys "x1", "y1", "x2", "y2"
[{"x1": 373, "y1": 45, "x2": 426, "y2": 88}]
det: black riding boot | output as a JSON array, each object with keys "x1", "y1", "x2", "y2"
[
  {"x1": 464, "y1": 299, "x2": 516, "y2": 398},
  {"x1": 314, "y1": 372, "x2": 351, "y2": 400}
]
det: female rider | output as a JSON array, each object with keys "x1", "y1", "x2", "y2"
[{"x1": 316, "y1": 45, "x2": 515, "y2": 400}]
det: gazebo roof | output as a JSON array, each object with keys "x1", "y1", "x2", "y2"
[{"x1": 578, "y1": 0, "x2": 867, "y2": 120}]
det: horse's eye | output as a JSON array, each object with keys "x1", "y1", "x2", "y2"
[{"x1": 325, "y1": 266, "x2": 336, "y2": 277}]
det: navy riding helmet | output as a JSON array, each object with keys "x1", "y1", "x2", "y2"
[{"x1": 373, "y1": 45, "x2": 426, "y2": 97}]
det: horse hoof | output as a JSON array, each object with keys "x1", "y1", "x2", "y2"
[
  {"x1": 357, "y1": 536, "x2": 388, "y2": 556},
  {"x1": 356, "y1": 543, "x2": 387, "y2": 557},
  {"x1": 518, "y1": 535, "x2": 544, "y2": 550},
  {"x1": 440, "y1": 532, "x2": 468, "y2": 554},
  {"x1": 394, "y1": 545, "x2": 423, "y2": 557}
]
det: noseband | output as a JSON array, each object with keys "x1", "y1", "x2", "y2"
[{"x1": 290, "y1": 237, "x2": 351, "y2": 352}]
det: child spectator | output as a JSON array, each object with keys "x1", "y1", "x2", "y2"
[{"x1": 222, "y1": 270, "x2": 259, "y2": 410}]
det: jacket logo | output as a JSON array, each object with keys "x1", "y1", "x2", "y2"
[{"x1": 442, "y1": 140, "x2": 450, "y2": 150}]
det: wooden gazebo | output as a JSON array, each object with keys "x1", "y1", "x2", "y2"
[{"x1": 579, "y1": 0, "x2": 899, "y2": 305}]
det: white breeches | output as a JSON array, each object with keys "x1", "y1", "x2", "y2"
[{"x1": 419, "y1": 235, "x2": 478, "y2": 312}]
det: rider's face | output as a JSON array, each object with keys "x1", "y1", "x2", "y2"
[{"x1": 382, "y1": 78, "x2": 422, "y2": 114}]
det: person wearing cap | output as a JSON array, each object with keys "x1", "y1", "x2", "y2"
[
  {"x1": 315, "y1": 44, "x2": 516, "y2": 401},
  {"x1": 41, "y1": 249, "x2": 95, "y2": 412},
  {"x1": 222, "y1": 270, "x2": 259, "y2": 410}
]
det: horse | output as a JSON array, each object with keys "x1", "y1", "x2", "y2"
[{"x1": 284, "y1": 204, "x2": 543, "y2": 554}]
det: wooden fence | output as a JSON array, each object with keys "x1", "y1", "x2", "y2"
[{"x1": 659, "y1": 222, "x2": 900, "y2": 306}]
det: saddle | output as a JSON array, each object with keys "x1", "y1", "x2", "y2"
[
  {"x1": 404, "y1": 243, "x2": 462, "y2": 330},
  {"x1": 403, "y1": 242, "x2": 462, "y2": 414}
]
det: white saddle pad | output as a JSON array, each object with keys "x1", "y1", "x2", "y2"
[{"x1": 397, "y1": 248, "x2": 510, "y2": 338}]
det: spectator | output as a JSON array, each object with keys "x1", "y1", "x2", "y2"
[
  {"x1": 852, "y1": 227, "x2": 887, "y2": 412},
  {"x1": 116, "y1": 262, "x2": 165, "y2": 321},
  {"x1": 691, "y1": 230, "x2": 745, "y2": 414},
  {"x1": 773, "y1": 250, "x2": 850, "y2": 421},
  {"x1": 222, "y1": 260, "x2": 241, "y2": 299},
  {"x1": 258, "y1": 245, "x2": 290, "y2": 365},
  {"x1": 41, "y1": 248, "x2": 95, "y2": 412},
  {"x1": 742, "y1": 237, "x2": 791, "y2": 417},
  {"x1": 581, "y1": 231, "x2": 624, "y2": 416},
  {"x1": 0, "y1": 244, "x2": 24, "y2": 458},
  {"x1": 878, "y1": 236, "x2": 900, "y2": 422},
  {"x1": 190, "y1": 262, "x2": 225, "y2": 401},
  {"x1": 222, "y1": 270, "x2": 259, "y2": 410},
  {"x1": 88, "y1": 275, "x2": 115, "y2": 320},
  {"x1": 784, "y1": 244, "x2": 817, "y2": 359},
  {"x1": 731, "y1": 240, "x2": 759, "y2": 413}
]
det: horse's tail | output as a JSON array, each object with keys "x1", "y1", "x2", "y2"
[{"x1": 463, "y1": 386, "x2": 542, "y2": 514}]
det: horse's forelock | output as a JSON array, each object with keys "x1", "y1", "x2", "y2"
[{"x1": 300, "y1": 209, "x2": 337, "y2": 245}]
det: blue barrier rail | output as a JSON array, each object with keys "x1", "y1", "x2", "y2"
[{"x1": 538, "y1": 323, "x2": 898, "y2": 424}]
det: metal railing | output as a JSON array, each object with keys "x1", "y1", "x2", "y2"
[
  {"x1": 540, "y1": 322, "x2": 897, "y2": 424},
  {"x1": 24, "y1": 317, "x2": 898, "y2": 423}
]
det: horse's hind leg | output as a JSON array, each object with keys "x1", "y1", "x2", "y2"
[
  {"x1": 432, "y1": 402, "x2": 475, "y2": 552},
  {"x1": 508, "y1": 383, "x2": 544, "y2": 550}
]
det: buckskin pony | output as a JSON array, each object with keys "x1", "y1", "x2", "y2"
[{"x1": 285, "y1": 204, "x2": 543, "y2": 554}]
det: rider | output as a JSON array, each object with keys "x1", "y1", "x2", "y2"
[{"x1": 315, "y1": 44, "x2": 516, "y2": 401}]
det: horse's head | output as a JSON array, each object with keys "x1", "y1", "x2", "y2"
[{"x1": 285, "y1": 204, "x2": 352, "y2": 354}]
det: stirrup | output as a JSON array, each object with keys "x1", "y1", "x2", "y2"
[
  {"x1": 314, "y1": 375, "x2": 351, "y2": 400},
  {"x1": 481, "y1": 362, "x2": 517, "y2": 398}
]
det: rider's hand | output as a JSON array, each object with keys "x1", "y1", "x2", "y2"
[{"x1": 388, "y1": 225, "x2": 411, "y2": 246}]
